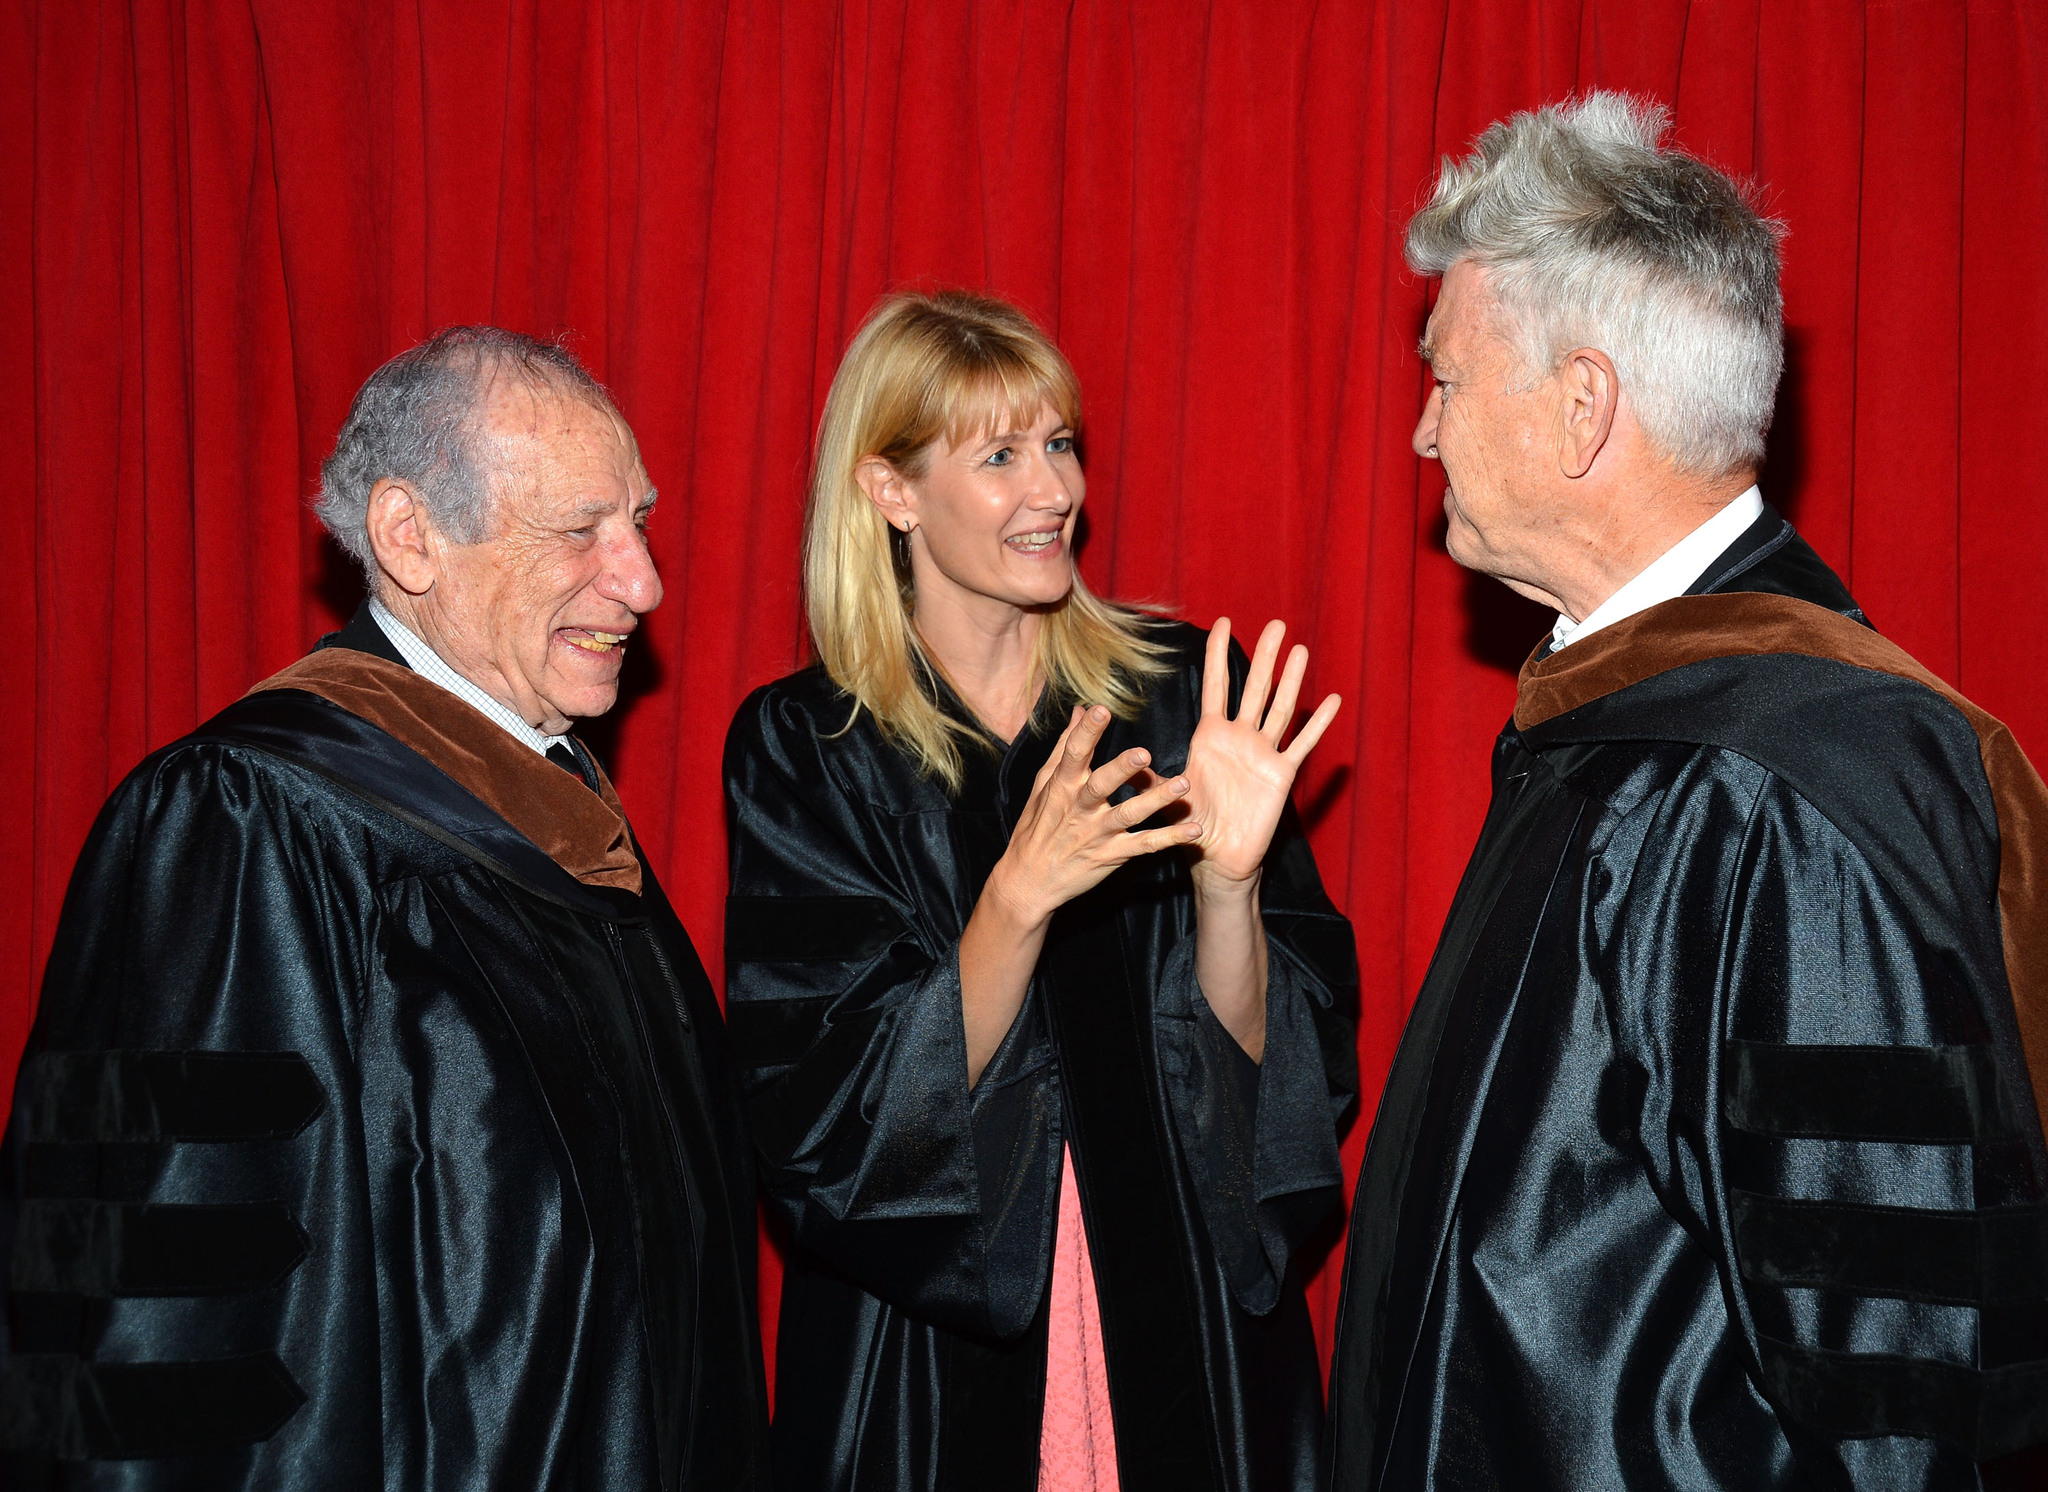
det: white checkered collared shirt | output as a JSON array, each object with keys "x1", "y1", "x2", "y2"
[{"x1": 366, "y1": 598, "x2": 571, "y2": 759}]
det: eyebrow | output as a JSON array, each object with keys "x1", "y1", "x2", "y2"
[{"x1": 972, "y1": 422, "x2": 1074, "y2": 447}]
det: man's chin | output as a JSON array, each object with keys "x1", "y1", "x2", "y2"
[
  {"x1": 1442, "y1": 512, "x2": 1486, "y2": 572},
  {"x1": 539, "y1": 681, "x2": 621, "y2": 731}
]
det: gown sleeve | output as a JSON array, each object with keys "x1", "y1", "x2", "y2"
[
  {"x1": 722, "y1": 684, "x2": 1057, "y2": 1343},
  {"x1": 1151, "y1": 802, "x2": 1359, "y2": 1316},
  {"x1": 1628, "y1": 761, "x2": 2048, "y2": 1482},
  {"x1": 0, "y1": 745, "x2": 374, "y2": 1485}
]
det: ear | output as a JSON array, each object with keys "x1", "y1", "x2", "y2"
[
  {"x1": 854, "y1": 456, "x2": 919, "y2": 534},
  {"x1": 1556, "y1": 347, "x2": 1620, "y2": 480},
  {"x1": 364, "y1": 478, "x2": 441, "y2": 597}
]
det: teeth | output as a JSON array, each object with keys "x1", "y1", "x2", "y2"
[
  {"x1": 566, "y1": 631, "x2": 628, "y2": 653},
  {"x1": 1009, "y1": 533, "x2": 1057, "y2": 549}
]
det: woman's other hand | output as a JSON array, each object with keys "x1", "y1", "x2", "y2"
[
  {"x1": 1182, "y1": 619, "x2": 1341, "y2": 896},
  {"x1": 984, "y1": 703, "x2": 1199, "y2": 930},
  {"x1": 1177, "y1": 618, "x2": 1340, "y2": 1061}
]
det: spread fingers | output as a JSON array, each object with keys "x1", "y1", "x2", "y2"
[
  {"x1": 1078, "y1": 746, "x2": 1153, "y2": 807},
  {"x1": 1263, "y1": 644, "x2": 1309, "y2": 742},
  {"x1": 1201, "y1": 619, "x2": 1231, "y2": 717},
  {"x1": 1282, "y1": 693, "x2": 1343, "y2": 764},
  {"x1": 1109, "y1": 771, "x2": 1189, "y2": 829},
  {"x1": 1110, "y1": 820, "x2": 1206, "y2": 860},
  {"x1": 1239, "y1": 620, "x2": 1286, "y2": 725},
  {"x1": 1057, "y1": 704, "x2": 1112, "y2": 787}
]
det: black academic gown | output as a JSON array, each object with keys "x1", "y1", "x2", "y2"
[
  {"x1": 0, "y1": 607, "x2": 771, "y2": 1490},
  {"x1": 723, "y1": 620, "x2": 1359, "y2": 1492},
  {"x1": 1324, "y1": 508, "x2": 2048, "y2": 1491}
]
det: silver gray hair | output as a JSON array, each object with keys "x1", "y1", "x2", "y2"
[
  {"x1": 315, "y1": 325, "x2": 617, "y2": 580},
  {"x1": 1407, "y1": 92, "x2": 1783, "y2": 476}
]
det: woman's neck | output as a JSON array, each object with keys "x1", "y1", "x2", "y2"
[{"x1": 912, "y1": 584, "x2": 1044, "y2": 745}]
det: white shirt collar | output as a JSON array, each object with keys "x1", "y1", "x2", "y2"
[
  {"x1": 366, "y1": 598, "x2": 570, "y2": 757},
  {"x1": 1550, "y1": 486, "x2": 1765, "y2": 652}
]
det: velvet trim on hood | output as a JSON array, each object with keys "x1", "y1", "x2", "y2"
[
  {"x1": 1516, "y1": 590, "x2": 2048, "y2": 1137},
  {"x1": 248, "y1": 649, "x2": 642, "y2": 894}
]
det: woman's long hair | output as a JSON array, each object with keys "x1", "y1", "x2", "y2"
[{"x1": 804, "y1": 290, "x2": 1168, "y2": 792}]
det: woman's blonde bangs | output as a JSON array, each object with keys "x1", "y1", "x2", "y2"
[
  {"x1": 803, "y1": 290, "x2": 1167, "y2": 793},
  {"x1": 879, "y1": 323, "x2": 1082, "y2": 476}
]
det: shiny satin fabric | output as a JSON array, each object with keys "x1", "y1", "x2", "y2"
[
  {"x1": 0, "y1": 640, "x2": 770, "y2": 1488},
  {"x1": 723, "y1": 621, "x2": 1359, "y2": 1492},
  {"x1": 1325, "y1": 516, "x2": 2048, "y2": 1490}
]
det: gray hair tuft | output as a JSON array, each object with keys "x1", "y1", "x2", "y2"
[
  {"x1": 1406, "y1": 92, "x2": 1784, "y2": 476},
  {"x1": 315, "y1": 325, "x2": 616, "y2": 581}
]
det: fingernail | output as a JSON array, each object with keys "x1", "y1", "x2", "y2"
[{"x1": 1171, "y1": 777, "x2": 1188, "y2": 792}]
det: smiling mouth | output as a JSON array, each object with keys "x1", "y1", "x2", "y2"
[
  {"x1": 562, "y1": 629, "x2": 630, "y2": 654},
  {"x1": 1006, "y1": 531, "x2": 1062, "y2": 555}
]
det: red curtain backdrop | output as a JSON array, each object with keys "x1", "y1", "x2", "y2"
[{"x1": 6, "y1": 0, "x2": 2047, "y2": 1392}]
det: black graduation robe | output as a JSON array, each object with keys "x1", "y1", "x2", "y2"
[
  {"x1": 722, "y1": 620, "x2": 1359, "y2": 1492},
  {"x1": 1324, "y1": 509, "x2": 2048, "y2": 1491},
  {"x1": 0, "y1": 606, "x2": 771, "y2": 1490}
]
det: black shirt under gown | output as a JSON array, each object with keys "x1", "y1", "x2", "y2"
[{"x1": 722, "y1": 620, "x2": 1360, "y2": 1492}]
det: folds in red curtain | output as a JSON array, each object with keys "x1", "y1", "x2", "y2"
[{"x1": 6, "y1": 0, "x2": 2047, "y2": 1385}]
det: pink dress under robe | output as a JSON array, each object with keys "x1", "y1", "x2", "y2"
[{"x1": 1037, "y1": 1144, "x2": 1120, "y2": 1491}]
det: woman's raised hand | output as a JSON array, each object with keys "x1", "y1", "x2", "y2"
[
  {"x1": 986, "y1": 704, "x2": 1202, "y2": 928},
  {"x1": 1182, "y1": 619, "x2": 1341, "y2": 894}
]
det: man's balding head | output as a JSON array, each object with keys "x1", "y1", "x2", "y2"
[{"x1": 316, "y1": 327, "x2": 661, "y2": 734}]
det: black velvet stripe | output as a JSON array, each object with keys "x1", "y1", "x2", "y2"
[
  {"x1": 1757, "y1": 1336, "x2": 2048, "y2": 1459},
  {"x1": 722, "y1": 997, "x2": 831, "y2": 1069},
  {"x1": 10, "y1": 1201, "x2": 310, "y2": 1297},
  {"x1": 7, "y1": 1292, "x2": 107, "y2": 1355},
  {"x1": 20, "y1": 1144, "x2": 166, "y2": 1202},
  {"x1": 0, "y1": 1352, "x2": 306, "y2": 1459},
  {"x1": 1732, "y1": 1192, "x2": 2048, "y2": 1305},
  {"x1": 24, "y1": 1052, "x2": 325, "y2": 1143},
  {"x1": 724, "y1": 895, "x2": 908, "y2": 964},
  {"x1": 1722, "y1": 1040, "x2": 2015, "y2": 1143}
]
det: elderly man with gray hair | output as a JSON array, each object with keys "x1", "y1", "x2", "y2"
[
  {"x1": 1325, "y1": 95, "x2": 2048, "y2": 1489},
  {"x1": 0, "y1": 327, "x2": 770, "y2": 1488}
]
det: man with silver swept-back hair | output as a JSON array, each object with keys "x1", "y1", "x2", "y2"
[{"x1": 1325, "y1": 93, "x2": 2048, "y2": 1490}]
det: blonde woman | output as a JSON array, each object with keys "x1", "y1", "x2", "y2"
[{"x1": 723, "y1": 291, "x2": 1357, "y2": 1492}]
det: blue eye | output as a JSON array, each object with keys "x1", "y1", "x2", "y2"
[
  {"x1": 1047, "y1": 435, "x2": 1074, "y2": 455},
  {"x1": 985, "y1": 448, "x2": 1014, "y2": 467}
]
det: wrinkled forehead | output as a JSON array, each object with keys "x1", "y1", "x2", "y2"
[
  {"x1": 1421, "y1": 259, "x2": 1510, "y2": 365},
  {"x1": 472, "y1": 380, "x2": 648, "y2": 526},
  {"x1": 479, "y1": 372, "x2": 637, "y2": 465}
]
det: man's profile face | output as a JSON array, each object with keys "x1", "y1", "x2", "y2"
[
  {"x1": 1413, "y1": 260, "x2": 1565, "y2": 596},
  {"x1": 424, "y1": 381, "x2": 662, "y2": 735}
]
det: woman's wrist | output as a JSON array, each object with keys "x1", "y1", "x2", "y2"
[
  {"x1": 1190, "y1": 861, "x2": 1263, "y2": 906},
  {"x1": 981, "y1": 855, "x2": 1053, "y2": 937}
]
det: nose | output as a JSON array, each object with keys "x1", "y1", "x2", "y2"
[
  {"x1": 1412, "y1": 384, "x2": 1443, "y2": 460},
  {"x1": 599, "y1": 526, "x2": 664, "y2": 615},
  {"x1": 1027, "y1": 448, "x2": 1080, "y2": 513}
]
